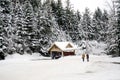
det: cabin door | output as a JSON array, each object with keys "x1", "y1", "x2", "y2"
[{"x1": 51, "y1": 51, "x2": 62, "y2": 59}]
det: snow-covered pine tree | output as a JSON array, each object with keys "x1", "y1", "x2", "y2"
[
  {"x1": 0, "y1": 0, "x2": 12, "y2": 56},
  {"x1": 22, "y1": 0, "x2": 36, "y2": 54},
  {"x1": 63, "y1": 0, "x2": 77, "y2": 42},
  {"x1": 101, "y1": 10, "x2": 109, "y2": 41},
  {"x1": 11, "y1": 0, "x2": 25, "y2": 54},
  {"x1": 74, "y1": 10, "x2": 82, "y2": 42},
  {"x1": 50, "y1": 0, "x2": 70, "y2": 42},
  {"x1": 106, "y1": 0, "x2": 119, "y2": 56},
  {"x1": 70, "y1": 10, "x2": 81, "y2": 42},
  {"x1": 116, "y1": 0, "x2": 120, "y2": 56},
  {"x1": 92, "y1": 8, "x2": 104, "y2": 41},
  {"x1": 76, "y1": 10, "x2": 84, "y2": 41},
  {"x1": 51, "y1": 0, "x2": 65, "y2": 29},
  {"x1": 19, "y1": 0, "x2": 39, "y2": 12},
  {"x1": 9, "y1": 0, "x2": 21, "y2": 54},
  {"x1": 81, "y1": 8, "x2": 93, "y2": 40},
  {"x1": 36, "y1": 0, "x2": 58, "y2": 53},
  {"x1": 31, "y1": 0, "x2": 42, "y2": 53},
  {"x1": 0, "y1": 7, "x2": 5, "y2": 59}
]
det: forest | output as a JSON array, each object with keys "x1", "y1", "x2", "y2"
[{"x1": 0, "y1": 0, "x2": 120, "y2": 59}]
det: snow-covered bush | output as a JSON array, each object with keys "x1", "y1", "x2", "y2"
[{"x1": 76, "y1": 40, "x2": 107, "y2": 55}]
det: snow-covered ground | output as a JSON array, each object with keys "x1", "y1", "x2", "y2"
[
  {"x1": 0, "y1": 54, "x2": 120, "y2": 80},
  {"x1": 0, "y1": 41, "x2": 120, "y2": 80}
]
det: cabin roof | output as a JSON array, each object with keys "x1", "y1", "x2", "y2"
[{"x1": 48, "y1": 42, "x2": 76, "y2": 51}]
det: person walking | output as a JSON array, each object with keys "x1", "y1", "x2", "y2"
[
  {"x1": 82, "y1": 53, "x2": 85, "y2": 62},
  {"x1": 86, "y1": 54, "x2": 89, "y2": 62}
]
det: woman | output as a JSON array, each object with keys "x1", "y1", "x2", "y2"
[{"x1": 82, "y1": 53, "x2": 85, "y2": 62}]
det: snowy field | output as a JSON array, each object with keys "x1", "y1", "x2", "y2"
[{"x1": 0, "y1": 54, "x2": 120, "y2": 80}]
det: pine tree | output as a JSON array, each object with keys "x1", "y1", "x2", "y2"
[
  {"x1": 36, "y1": 0, "x2": 59, "y2": 53},
  {"x1": 64, "y1": 0, "x2": 72, "y2": 32},
  {"x1": 101, "y1": 10, "x2": 109, "y2": 41},
  {"x1": 63, "y1": 0, "x2": 76, "y2": 41},
  {"x1": 0, "y1": 11, "x2": 5, "y2": 59},
  {"x1": 9, "y1": 0, "x2": 20, "y2": 54},
  {"x1": 12, "y1": 0, "x2": 25, "y2": 54},
  {"x1": 22, "y1": 0, "x2": 36, "y2": 54},
  {"x1": 81, "y1": 8, "x2": 93, "y2": 40},
  {"x1": 116, "y1": 0, "x2": 120, "y2": 56},
  {"x1": 92, "y1": 8, "x2": 104, "y2": 41},
  {"x1": 106, "y1": 0, "x2": 120, "y2": 56},
  {"x1": 73, "y1": 10, "x2": 82, "y2": 42},
  {"x1": 70, "y1": 11, "x2": 81, "y2": 42},
  {"x1": 0, "y1": 0, "x2": 12, "y2": 56},
  {"x1": 76, "y1": 10, "x2": 83, "y2": 41},
  {"x1": 31, "y1": 0, "x2": 42, "y2": 53},
  {"x1": 51, "y1": 0, "x2": 65, "y2": 27}
]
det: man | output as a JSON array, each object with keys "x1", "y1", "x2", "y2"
[{"x1": 86, "y1": 54, "x2": 89, "y2": 62}]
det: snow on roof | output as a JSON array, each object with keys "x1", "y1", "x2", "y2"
[
  {"x1": 55, "y1": 42, "x2": 71, "y2": 50},
  {"x1": 49, "y1": 42, "x2": 76, "y2": 51}
]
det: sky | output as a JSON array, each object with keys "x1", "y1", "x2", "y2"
[{"x1": 61, "y1": 0, "x2": 112, "y2": 12}]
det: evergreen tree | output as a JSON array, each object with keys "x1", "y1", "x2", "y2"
[
  {"x1": 64, "y1": 0, "x2": 72, "y2": 32},
  {"x1": 9, "y1": 0, "x2": 21, "y2": 54},
  {"x1": 51, "y1": 0, "x2": 65, "y2": 28},
  {"x1": 92, "y1": 8, "x2": 104, "y2": 41},
  {"x1": 74, "y1": 10, "x2": 82, "y2": 42},
  {"x1": 106, "y1": 0, "x2": 119, "y2": 56},
  {"x1": 117, "y1": 0, "x2": 120, "y2": 56},
  {"x1": 0, "y1": 10, "x2": 5, "y2": 59},
  {"x1": 116, "y1": 0, "x2": 120, "y2": 56},
  {"x1": 22, "y1": 0, "x2": 36, "y2": 54},
  {"x1": 0, "y1": 0, "x2": 12, "y2": 56},
  {"x1": 36, "y1": 0, "x2": 60, "y2": 53},
  {"x1": 19, "y1": 0, "x2": 39, "y2": 11},
  {"x1": 12, "y1": 0, "x2": 25, "y2": 54},
  {"x1": 76, "y1": 10, "x2": 84, "y2": 41},
  {"x1": 101, "y1": 10, "x2": 109, "y2": 41},
  {"x1": 81, "y1": 8, "x2": 93, "y2": 40},
  {"x1": 70, "y1": 11, "x2": 81, "y2": 42},
  {"x1": 31, "y1": 0, "x2": 42, "y2": 53},
  {"x1": 63, "y1": 0, "x2": 76, "y2": 41}
]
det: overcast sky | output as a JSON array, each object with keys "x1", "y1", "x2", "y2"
[{"x1": 61, "y1": 0, "x2": 112, "y2": 12}]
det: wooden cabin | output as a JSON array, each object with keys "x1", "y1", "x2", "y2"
[{"x1": 48, "y1": 42, "x2": 76, "y2": 59}]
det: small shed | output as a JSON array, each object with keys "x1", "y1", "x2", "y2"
[{"x1": 48, "y1": 42, "x2": 76, "y2": 59}]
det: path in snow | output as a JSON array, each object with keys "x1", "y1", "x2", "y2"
[{"x1": 0, "y1": 55, "x2": 120, "y2": 80}]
